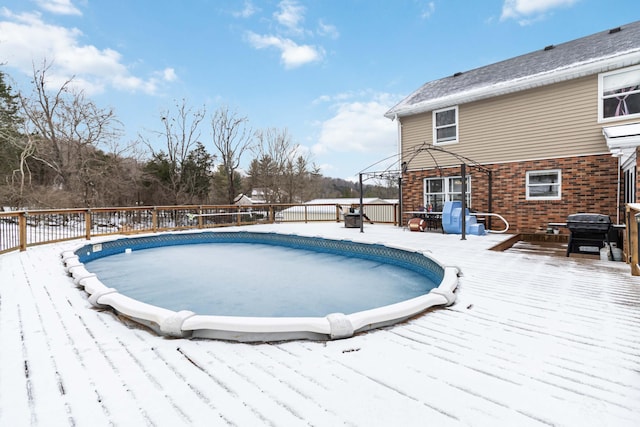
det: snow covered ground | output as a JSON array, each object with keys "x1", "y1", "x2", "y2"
[{"x1": 1, "y1": 222, "x2": 639, "y2": 426}]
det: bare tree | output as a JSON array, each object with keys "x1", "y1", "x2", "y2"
[
  {"x1": 252, "y1": 128, "x2": 288, "y2": 203},
  {"x1": 1, "y1": 125, "x2": 36, "y2": 207},
  {"x1": 16, "y1": 60, "x2": 123, "y2": 207},
  {"x1": 210, "y1": 107, "x2": 253, "y2": 204},
  {"x1": 140, "y1": 99, "x2": 207, "y2": 204},
  {"x1": 252, "y1": 128, "x2": 317, "y2": 203}
]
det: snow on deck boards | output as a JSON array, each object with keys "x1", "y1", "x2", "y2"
[{"x1": 1, "y1": 223, "x2": 639, "y2": 426}]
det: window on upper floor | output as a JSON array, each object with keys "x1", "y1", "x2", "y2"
[
  {"x1": 599, "y1": 65, "x2": 640, "y2": 122},
  {"x1": 433, "y1": 106, "x2": 458, "y2": 145},
  {"x1": 526, "y1": 169, "x2": 561, "y2": 200}
]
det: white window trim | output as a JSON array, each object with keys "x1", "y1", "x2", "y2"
[
  {"x1": 423, "y1": 175, "x2": 471, "y2": 208},
  {"x1": 526, "y1": 169, "x2": 562, "y2": 201},
  {"x1": 432, "y1": 106, "x2": 459, "y2": 145},
  {"x1": 598, "y1": 64, "x2": 640, "y2": 123}
]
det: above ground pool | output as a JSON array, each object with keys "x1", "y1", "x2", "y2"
[
  {"x1": 84, "y1": 243, "x2": 438, "y2": 317},
  {"x1": 62, "y1": 231, "x2": 460, "y2": 342}
]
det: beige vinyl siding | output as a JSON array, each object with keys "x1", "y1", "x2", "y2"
[
  {"x1": 400, "y1": 113, "x2": 433, "y2": 167},
  {"x1": 400, "y1": 74, "x2": 624, "y2": 169}
]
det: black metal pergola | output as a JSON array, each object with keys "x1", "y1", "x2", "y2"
[{"x1": 357, "y1": 143, "x2": 493, "y2": 240}]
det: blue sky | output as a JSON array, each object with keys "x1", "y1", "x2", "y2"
[{"x1": 1, "y1": 0, "x2": 639, "y2": 180}]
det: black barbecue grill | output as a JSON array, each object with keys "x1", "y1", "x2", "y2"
[{"x1": 566, "y1": 213, "x2": 612, "y2": 257}]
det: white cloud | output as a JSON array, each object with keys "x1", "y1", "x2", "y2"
[
  {"x1": 420, "y1": 1, "x2": 436, "y2": 19},
  {"x1": 36, "y1": 0, "x2": 81, "y2": 16},
  {"x1": 162, "y1": 68, "x2": 177, "y2": 82},
  {"x1": 233, "y1": 1, "x2": 258, "y2": 18},
  {"x1": 274, "y1": 0, "x2": 305, "y2": 35},
  {"x1": 280, "y1": 42, "x2": 323, "y2": 68},
  {"x1": 317, "y1": 20, "x2": 339, "y2": 39},
  {"x1": 243, "y1": 1, "x2": 336, "y2": 69},
  {"x1": 309, "y1": 92, "x2": 404, "y2": 177},
  {"x1": 0, "y1": 9, "x2": 174, "y2": 95},
  {"x1": 312, "y1": 99, "x2": 397, "y2": 156},
  {"x1": 312, "y1": 94, "x2": 332, "y2": 104},
  {"x1": 500, "y1": 0, "x2": 579, "y2": 23},
  {"x1": 246, "y1": 32, "x2": 324, "y2": 68}
]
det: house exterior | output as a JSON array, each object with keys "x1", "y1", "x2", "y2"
[
  {"x1": 233, "y1": 193, "x2": 254, "y2": 206},
  {"x1": 385, "y1": 21, "x2": 640, "y2": 233},
  {"x1": 276, "y1": 198, "x2": 398, "y2": 222}
]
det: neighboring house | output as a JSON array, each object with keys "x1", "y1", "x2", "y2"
[
  {"x1": 306, "y1": 197, "x2": 398, "y2": 223},
  {"x1": 233, "y1": 189, "x2": 271, "y2": 205},
  {"x1": 385, "y1": 21, "x2": 640, "y2": 233},
  {"x1": 233, "y1": 193, "x2": 254, "y2": 206},
  {"x1": 250, "y1": 188, "x2": 268, "y2": 204},
  {"x1": 305, "y1": 197, "x2": 397, "y2": 209},
  {"x1": 276, "y1": 198, "x2": 398, "y2": 222}
]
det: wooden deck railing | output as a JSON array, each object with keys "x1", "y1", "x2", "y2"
[
  {"x1": 626, "y1": 203, "x2": 640, "y2": 276},
  {"x1": 0, "y1": 203, "x2": 400, "y2": 254}
]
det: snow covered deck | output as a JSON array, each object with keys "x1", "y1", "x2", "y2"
[{"x1": 1, "y1": 223, "x2": 639, "y2": 426}]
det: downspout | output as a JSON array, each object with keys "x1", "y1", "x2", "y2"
[
  {"x1": 395, "y1": 113, "x2": 401, "y2": 163},
  {"x1": 395, "y1": 113, "x2": 403, "y2": 226},
  {"x1": 488, "y1": 170, "x2": 493, "y2": 230},
  {"x1": 610, "y1": 148, "x2": 624, "y2": 225},
  {"x1": 615, "y1": 152, "x2": 622, "y2": 224}
]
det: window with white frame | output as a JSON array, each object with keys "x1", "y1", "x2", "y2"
[
  {"x1": 526, "y1": 169, "x2": 561, "y2": 200},
  {"x1": 433, "y1": 106, "x2": 458, "y2": 144},
  {"x1": 599, "y1": 65, "x2": 640, "y2": 121},
  {"x1": 423, "y1": 176, "x2": 471, "y2": 211}
]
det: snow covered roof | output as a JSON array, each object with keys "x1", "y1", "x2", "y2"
[
  {"x1": 233, "y1": 193, "x2": 254, "y2": 205},
  {"x1": 2, "y1": 223, "x2": 640, "y2": 425},
  {"x1": 305, "y1": 198, "x2": 393, "y2": 205},
  {"x1": 386, "y1": 20, "x2": 640, "y2": 118}
]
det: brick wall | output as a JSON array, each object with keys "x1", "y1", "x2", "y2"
[{"x1": 402, "y1": 154, "x2": 620, "y2": 233}]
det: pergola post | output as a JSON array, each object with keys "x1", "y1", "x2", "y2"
[{"x1": 461, "y1": 163, "x2": 466, "y2": 241}]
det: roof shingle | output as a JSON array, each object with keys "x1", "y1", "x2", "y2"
[{"x1": 386, "y1": 20, "x2": 640, "y2": 118}]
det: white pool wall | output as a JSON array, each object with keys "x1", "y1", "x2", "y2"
[{"x1": 61, "y1": 231, "x2": 460, "y2": 342}]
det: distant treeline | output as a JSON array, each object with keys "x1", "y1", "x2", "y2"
[{"x1": 0, "y1": 64, "x2": 397, "y2": 209}]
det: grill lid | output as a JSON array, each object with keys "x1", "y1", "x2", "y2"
[
  {"x1": 566, "y1": 213, "x2": 612, "y2": 233},
  {"x1": 566, "y1": 213, "x2": 612, "y2": 224}
]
